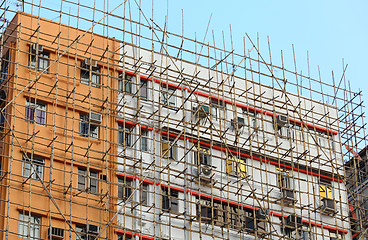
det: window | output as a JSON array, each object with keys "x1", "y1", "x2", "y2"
[
  {"x1": 141, "y1": 130, "x2": 149, "y2": 152},
  {"x1": 140, "y1": 184, "x2": 149, "y2": 205},
  {"x1": 161, "y1": 87, "x2": 176, "y2": 107},
  {"x1": 75, "y1": 224, "x2": 98, "y2": 240},
  {"x1": 140, "y1": 79, "x2": 148, "y2": 99},
  {"x1": 23, "y1": 155, "x2": 44, "y2": 180},
  {"x1": 75, "y1": 225, "x2": 87, "y2": 240},
  {"x1": 0, "y1": 51, "x2": 9, "y2": 81},
  {"x1": 194, "y1": 147, "x2": 211, "y2": 166},
  {"x1": 161, "y1": 139, "x2": 177, "y2": 160},
  {"x1": 277, "y1": 124, "x2": 289, "y2": 138},
  {"x1": 118, "y1": 74, "x2": 133, "y2": 93},
  {"x1": 117, "y1": 177, "x2": 133, "y2": 200},
  {"x1": 25, "y1": 99, "x2": 46, "y2": 125},
  {"x1": 290, "y1": 125, "x2": 304, "y2": 142},
  {"x1": 277, "y1": 168, "x2": 291, "y2": 189},
  {"x1": 118, "y1": 124, "x2": 133, "y2": 147},
  {"x1": 29, "y1": 45, "x2": 49, "y2": 72},
  {"x1": 118, "y1": 235, "x2": 133, "y2": 240},
  {"x1": 80, "y1": 60, "x2": 100, "y2": 87},
  {"x1": 162, "y1": 188, "x2": 179, "y2": 212},
  {"x1": 242, "y1": 110, "x2": 256, "y2": 130},
  {"x1": 320, "y1": 183, "x2": 333, "y2": 200},
  {"x1": 211, "y1": 99, "x2": 224, "y2": 120},
  {"x1": 329, "y1": 231, "x2": 342, "y2": 240},
  {"x1": 79, "y1": 113, "x2": 99, "y2": 138},
  {"x1": 226, "y1": 155, "x2": 247, "y2": 178},
  {"x1": 197, "y1": 198, "x2": 216, "y2": 222},
  {"x1": 18, "y1": 213, "x2": 41, "y2": 239},
  {"x1": 77, "y1": 168, "x2": 99, "y2": 193}
]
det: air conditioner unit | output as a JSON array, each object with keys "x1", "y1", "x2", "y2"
[
  {"x1": 48, "y1": 227, "x2": 64, "y2": 239},
  {"x1": 198, "y1": 164, "x2": 213, "y2": 182},
  {"x1": 276, "y1": 115, "x2": 288, "y2": 126},
  {"x1": 285, "y1": 214, "x2": 302, "y2": 228},
  {"x1": 87, "y1": 224, "x2": 99, "y2": 234},
  {"x1": 195, "y1": 105, "x2": 210, "y2": 119},
  {"x1": 83, "y1": 58, "x2": 98, "y2": 68},
  {"x1": 89, "y1": 112, "x2": 102, "y2": 123},
  {"x1": 321, "y1": 198, "x2": 336, "y2": 215},
  {"x1": 256, "y1": 208, "x2": 269, "y2": 219},
  {"x1": 31, "y1": 43, "x2": 43, "y2": 53},
  {"x1": 281, "y1": 188, "x2": 296, "y2": 203},
  {"x1": 231, "y1": 117, "x2": 245, "y2": 129}
]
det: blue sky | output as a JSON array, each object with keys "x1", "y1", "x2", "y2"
[
  {"x1": 18, "y1": 0, "x2": 367, "y2": 111},
  {"x1": 154, "y1": 0, "x2": 368, "y2": 109}
]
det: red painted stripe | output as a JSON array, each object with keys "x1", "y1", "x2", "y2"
[
  {"x1": 120, "y1": 69, "x2": 338, "y2": 135},
  {"x1": 116, "y1": 230, "x2": 158, "y2": 240},
  {"x1": 160, "y1": 184, "x2": 185, "y2": 193},
  {"x1": 116, "y1": 173, "x2": 155, "y2": 185},
  {"x1": 159, "y1": 131, "x2": 342, "y2": 183},
  {"x1": 117, "y1": 119, "x2": 154, "y2": 131},
  {"x1": 155, "y1": 184, "x2": 347, "y2": 234}
]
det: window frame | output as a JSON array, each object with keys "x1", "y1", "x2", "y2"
[
  {"x1": 140, "y1": 79, "x2": 148, "y2": 100},
  {"x1": 18, "y1": 213, "x2": 41, "y2": 240},
  {"x1": 140, "y1": 183, "x2": 149, "y2": 205},
  {"x1": 211, "y1": 99, "x2": 224, "y2": 120},
  {"x1": 161, "y1": 138, "x2": 178, "y2": 160},
  {"x1": 194, "y1": 147, "x2": 211, "y2": 166},
  {"x1": 25, "y1": 99, "x2": 47, "y2": 125},
  {"x1": 319, "y1": 182, "x2": 333, "y2": 200},
  {"x1": 80, "y1": 61, "x2": 101, "y2": 88},
  {"x1": 161, "y1": 87, "x2": 177, "y2": 107},
  {"x1": 197, "y1": 198, "x2": 217, "y2": 223},
  {"x1": 276, "y1": 168, "x2": 291, "y2": 189},
  {"x1": 79, "y1": 113, "x2": 99, "y2": 139},
  {"x1": 29, "y1": 45, "x2": 49, "y2": 72},
  {"x1": 118, "y1": 74, "x2": 133, "y2": 94},
  {"x1": 77, "y1": 168, "x2": 99, "y2": 193},
  {"x1": 117, "y1": 177, "x2": 133, "y2": 200},
  {"x1": 162, "y1": 188, "x2": 179, "y2": 212},
  {"x1": 0, "y1": 51, "x2": 9, "y2": 81},
  {"x1": 141, "y1": 129, "x2": 150, "y2": 152},
  {"x1": 242, "y1": 109, "x2": 257, "y2": 130},
  {"x1": 226, "y1": 154, "x2": 247, "y2": 178},
  {"x1": 23, "y1": 155, "x2": 44, "y2": 181},
  {"x1": 118, "y1": 124, "x2": 133, "y2": 147}
]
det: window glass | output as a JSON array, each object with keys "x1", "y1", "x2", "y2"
[
  {"x1": 162, "y1": 188, "x2": 179, "y2": 212},
  {"x1": 141, "y1": 184, "x2": 149, "y2": 205},
  {"x1": 118, "y1": 124, "x2": 133, "y2": 147},
  {"x1": 320, "y1": 183, "x2": 333, "y2": 199},
  {"x1": 141, "y1": 130, "x2": 149, "y2": 152},
  {"x1": 162, "y1": 139, "x2": 177, "y2": 160},
  {"x1": 277, "y1": 168, "x2": 290, "y2": 188},
  {"x1": 119, "y1": 74, "x2": 133, "y2": 93},
  {"x1": 18, "y1": 213, "x2": 41, "y2": 240},
  {"x1": 26, "y1": 99, "x2": 46, "y2": 125},
  {"x1": 79, "y1": 113, "x2": 99, "y2": 138},
  {"x1": 77, "y1": 168, "x2": 87, "y2": 190},
  {"x1": 80, "y1": 61, "x2": 100, "y2": 88},
  {"x1": 226, "y1": 155, "x2": 247, "y2": 178},
  {"x1": 140, "y1": 80, "x2": 148, "y2": 99},
  {"x1": 242, "y1": 110, "x2": 256, "y2": 129},
  {"x1": 118, "y1": 177, "x2": 133, "y2": 200},
  {"x1": 23, "y1": 155, "x2": 44, "y2": 180},
  {"x1": 29, "y1": 45, "x2": 49, "y2": 72},
  {"x1": 162, "y1": 88, "x2": 176, "y2": 106},
  {"x1": 89, "y1": 171, "x2": 98, "y2": 193},
  {"x1": 211, "y1": 100, "x2": 224, "y2": 120},
  {"x1": 194, "y1": 147, "x2": 211, "y2": 166}
]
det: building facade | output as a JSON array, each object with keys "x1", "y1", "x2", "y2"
[{"x1": 0, "y1": 11, "x2": 352, "y2": 240}]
